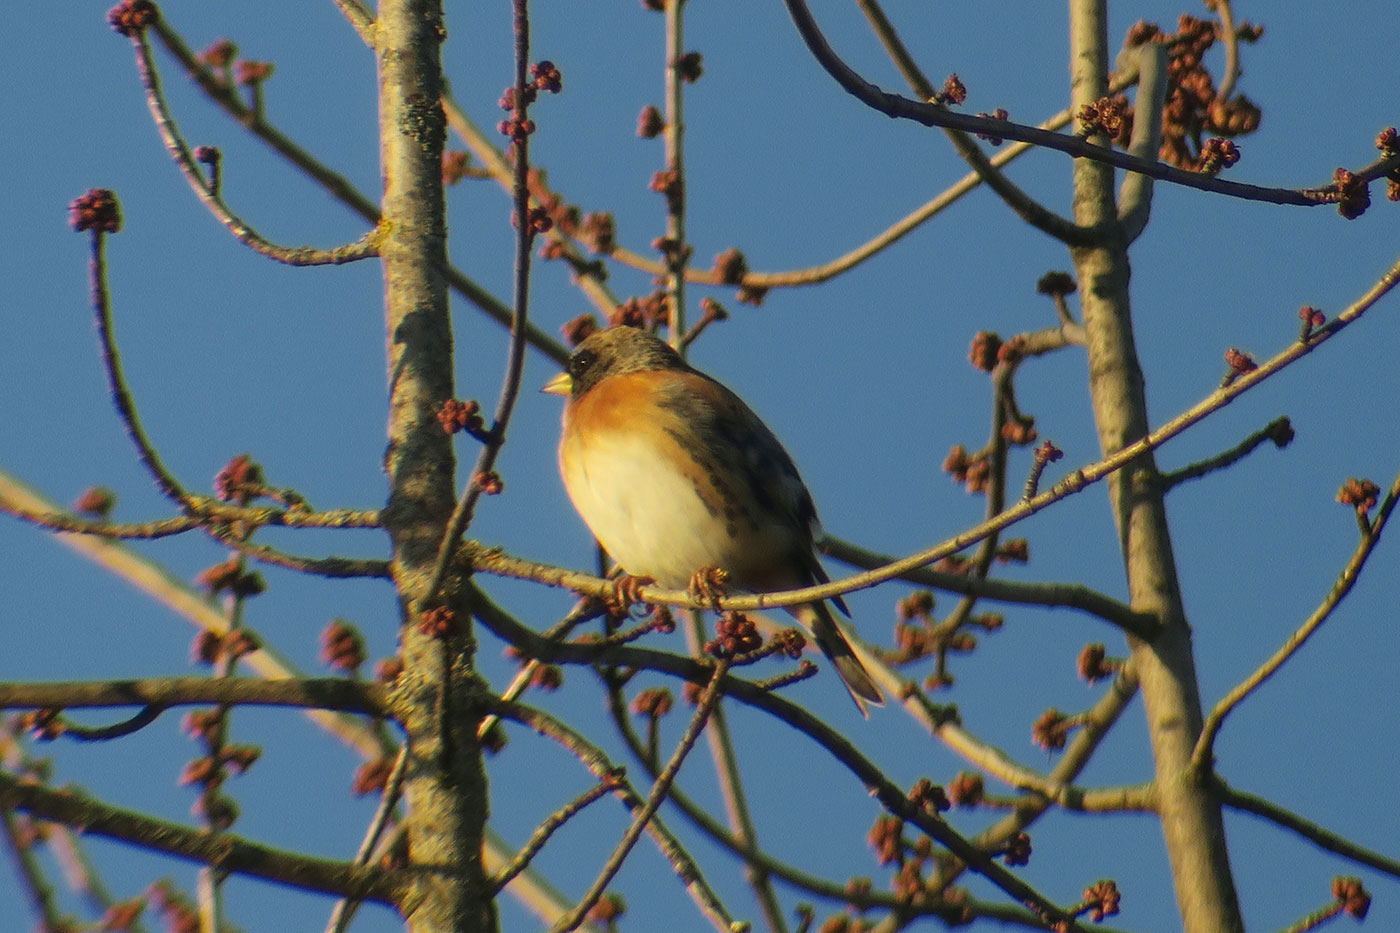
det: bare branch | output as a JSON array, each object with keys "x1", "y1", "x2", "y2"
[
  {"x1": 85, "y1": 227, "x2": 192, "y2": 510},
  {"x1": 147, "y1": 16, "x2": 570, "y2": 366},
  {"x1": 324, "y1": 744, "x2": 408, "y2": 933},
  {"x1": 553, "y1": 661, "x2": 733, "y2": 933},
  {"x1": 779, "y1": 0, "x2": 1400, "y2": 210},
  {"x1": 0, "y1": 772, "x2": 399, "y2": 904},
  {"x1": 471, "y1": 588, "x2": 1088, "y2": 927},
  {"x1": 0, "y1": 678, "x2": 385, "y2": 718},
  {"x1": 1117, "y1": 41, "x2": 1169, "y2": 242},
  {"x1": 1192, "y1": 466, "x2": 1400, "y2": 772},
  {"x1": 853, "y1": 0, "x2": 1085, "y2": 245},
  {"x1": 212, "y1": 531, "x2": 391, "y2": 579},
  {"x1": 422, "y1": 0, "x2": 542, "y2": 606},
  {"x1": 331, "y1": 0, "x2": 377, "y2": 45},
  {"x1": 0, "y1": 809, "x2": 67, "y2": 930},
  {"x1": 492, "y1": 779, "x2": 617, "y2": 896},
  {"x1": 128, "y1": 32, "x2": 379, "y2": 265},
  {"x1": 490, "y1": 696, "x2": 736, "y2": 931},
  {"x1": 1160, "y1": 416, "x2": 1294, "y2": 492},
  {"x1": 1217, "y1": 778, "x2": 1400, "y2": 882}
]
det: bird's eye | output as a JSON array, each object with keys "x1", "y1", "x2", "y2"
[{"x1": 569, "y1": 350, "x2": 594, "y2": 378}]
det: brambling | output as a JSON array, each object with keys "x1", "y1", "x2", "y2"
[{"x1": 542, "y1": 325, "x2": 883, "y2": 714}]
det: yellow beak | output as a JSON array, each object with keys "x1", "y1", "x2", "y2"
[{"x1": 541, "y1": 372, "x2": 573, "y2": 396}]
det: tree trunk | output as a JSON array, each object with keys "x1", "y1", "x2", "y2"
[
  {"x1": 376, "y1": 1, "x2": 498, "y2": 929},
  {"x1": 1067, "y1": 2, "x2": 1243, "y2": 930}
]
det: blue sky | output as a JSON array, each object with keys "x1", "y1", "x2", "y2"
[{"x1": 3, "y1": 2, "x2": 1399, "y2": 930}]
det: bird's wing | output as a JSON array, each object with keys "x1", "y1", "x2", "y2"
[{"x1": 657, "y1": 370, "x2": 850, "y2": 616}]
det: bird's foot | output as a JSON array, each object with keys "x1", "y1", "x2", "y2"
[
  {"x1": 604, "y1": 573, "x2": 655, "y2": 616},
  {"x1": 688, "y1": 567, "x2": 729, "y2": 609}
]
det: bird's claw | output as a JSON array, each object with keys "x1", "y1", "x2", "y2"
[
  {"x1": 688, "y1": 567, "x2": 729, "y2": 609},
  {"x1": 604, "y1": 574, "x2": 655, "y2": 616}
]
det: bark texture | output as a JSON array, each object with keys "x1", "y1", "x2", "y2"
[{"x1": 1067, "y1": 2, "x2": 1243, "y2": 930}]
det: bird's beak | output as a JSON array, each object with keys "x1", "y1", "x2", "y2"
[{"x1": 541, "y1": 372, "x2": 572, "y2": 396}]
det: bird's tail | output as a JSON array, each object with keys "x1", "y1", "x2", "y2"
[{"x1": 798, "y1": 601, "x2": 884, "y2": 717}]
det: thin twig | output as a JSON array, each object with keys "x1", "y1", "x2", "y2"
[
  {"x1": 470, "y1": 587, "x2": 1087, "y2": 927},
  {"x1": 130, "y1": 32, "x2": 379, "y2": 266},
  {"x1": 611, "y1": 687, "x2": 1130, "y2": 928},
  {"x1": 0, "y1": 475, "x2": 389, "y2": 760},
  {"x1": 477, "y1": 599, "x2": 601, "y2": 741},
  {"x1": 47, "y1": 705, "x2": 166, "y2": 742},
  {"x1": 1212, "y1": 0, "x2": 1242, "y2": 102},
  {"x1": 491, "y1": 696, "x2": 737, "y2": 930},
  {"x1": 324, "y1": 743, "x2": 408, "y2": 933},
  {"x1": 1, "y1": 501, "x2": 380, "y2": 544},
  {"x1": 492, "y1": 779, "x2": 617, "y2": 894},
  {"x1": 210, "y1": 531, "x2": 392, "y2": 579},
  {"x1": 0, "y1": 678, "x2": 386, "y2": 716},
  {"x1": 147, "y1": 17, "x2": 569, "y2": 366},
  {"x1": 553, "y1": 661, "x2": 731, "y2": 932},
  {"x1": 1, "y1": 507, "x2": 199, "y2": 539},
  {"x1": 1216, "y1": 777, "x2": 1400, "y2": 881},
  {"x1": 441, "y1": 97, "x2": 622, "y2": 323},
  {"x1": 1160, "y1": 416, "x2": 1293, "y2": 491},
  {"x1": 331, "y1": 0, "x2": 377, "y2": 45},
  {"x1": 929, "y1": 668, "x2": 1144, "y2": 893},
  {"x1": 1191, "y1": 466, "x2": 1400, "y2": 772},
  {"x1": 197, "y1": 534, "x2": 253, "y2": 933},
  {"x1": 422, "y1": 0, "x2": 539, "y2": 605},
  {"x1": 0, "y1": 808, "x2": 67, "y2": 930},
  {"x1": 854, "y1": 0, "x2": 1084, "y2": 245},
  {"x1": 86, "y1": 229, "x2": 191, "y2": 509}
]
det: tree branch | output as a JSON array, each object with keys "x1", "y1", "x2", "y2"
[
  {"x1": 1217, "y1": 778, "x2": 1400, "y2": 882},
  {"x1": 465, "y1": 247, "x2": 1400, "y2": 620},
  {"x1": 488, "y1": 696, "x2": 737, "y2": 931},
  {"x1": 820, "y1": 534, "x2": 1150, "y2": 635},
  {"x1": 553, "y1": 661, "x2": 731, "y2": 933},
  {"x1": 470, "y1": 587, "x2": 1088, "y2": 927},
  {"x1": 853, "y1": 0, "x2": 1086, "y2": 245},
  {"x1": 148, "y1": 16, "x2": 570, "y2": 367},
  {"x1": 1117, "y1": 41, "x2": 1168, "y2": 243},
  {"x1": 0, "y1": 772, "x2": 399, "y2": 904},
  {"x1": 779, "y1": 0, "x2": 1400, "y2": 210},
  {"x1": 129, "y1": 30, "x2": 379, "y2": 266},
  {"x1": 1191, "y1": 466, "x2": 1400, "y2": 773},
  {"x1": 0, "y1": 678, "x2": 385, "y2": 718},
  {"x1": 1160, "y1": 416, "x2": 1293, "y2": 492},
  {"x1": 85, "y1": 225, "x2": 191, "y2": 511}
]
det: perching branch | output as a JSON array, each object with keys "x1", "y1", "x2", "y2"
[
  {"x1": 465, "y1": 247, "x2": 1400, "y2": 618},
  {"x1": 470, "y1": 587, "x2": 1089, "y2": 927}
]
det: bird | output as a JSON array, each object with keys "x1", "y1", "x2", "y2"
[{"x1": 542, "y1": 325, "x2": 883, "y2": 714}]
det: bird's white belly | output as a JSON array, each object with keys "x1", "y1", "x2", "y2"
[{"x1": 562, "y1": 431, "x2": 735, "y2": 587}]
